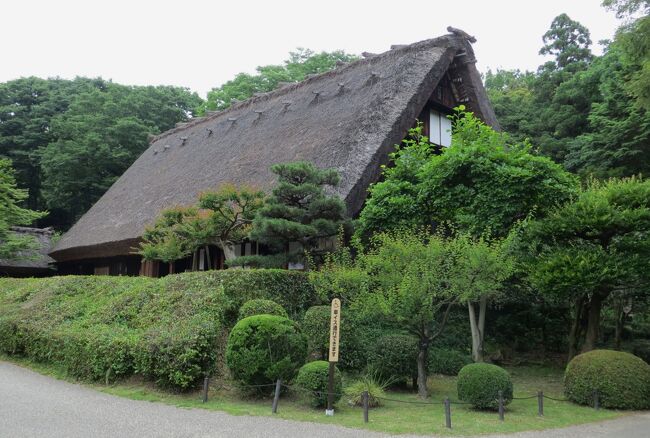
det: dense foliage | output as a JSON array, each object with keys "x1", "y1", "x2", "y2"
[
  {"x1": 486, "y1": 9, "x2": 650, "y2": 178},
  {"x1": 0, "y1": 159, "x2": 46, "y2": 259},
  {"x1": 225, "y1": 315, "x2": 307, "y2": 389},
  {"x1": 457, "y1": 363, "x2": 513, "y2": 410},
  {"x1": 524, "y1": 177, "x2": 650, "y2": 356},
  {"x1": 564, "y1": 350, "x2": 650, "y2": 409},
  {"x1": 367, "y1": 334, "x2": 418, "y2": 384},
  {"x1": 199, "y1": 49, "x2": 358, "y2": 113},
  {"x1": 238, "y1": 299, "x2": 288, "y2": 320},
  {"x1": 0, "y1": 77, "x2": 202, "y2": 229},
  {"x1": 427, "y1": 348, "x2": 472, "y2": 376},
  {"x1": 302, "y1": 305, "x2": 331, "y2": 360},
  {"x1": 0, "y1": 270, "x2": 317, "y2": 389},
  {"x1": 294, "y1": 360, "x2": 342, "y2": 407},
  {"x1": 357, "y1": 111, "x2": 577, "y2": 239}
]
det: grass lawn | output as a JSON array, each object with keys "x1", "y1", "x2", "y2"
[{"x1": 1, "y1": 355, "x2": 627, "y2": 436}]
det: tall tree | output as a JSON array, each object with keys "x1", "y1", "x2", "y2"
[
  {"x1": 539, "y1": 13, "x2": 594, "y2": 69},
  {"x1": 357, "y1": 110, "x2": 577, "y2": 239},
  {"x1": 524, "y1": 177, "x2": 650, "y2": 358},
  {"x1": 39, "y1": 82, "x2": 202, "y2": 228},
  {"x1": 199, "y1": 49, "x2": 358, "y2": 113},
  {"x1": 0, "y1": 159, "x2": 46, "y2": 259}
]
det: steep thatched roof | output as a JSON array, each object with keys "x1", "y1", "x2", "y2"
[
  {"x1": 0, "y1": 227, "x2": 56, "y2": 276},
  {"x1": 51, "y1": 32, "x2": 498, "y2": 262}
]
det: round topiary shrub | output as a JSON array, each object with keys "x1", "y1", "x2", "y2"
[
  {"x1": 457, "y1": 363, "x2": 513, "y2": 410},
  {"x1": 367, "y1": 334, "x2": 418, "y2": 383},
  {"x1": 226, "y1": 315, "x2": 307, "y2": 390},
  {"x1": 564, "y1": 349, "x2": 650, "y2": 409},
  {"x1": 238, "y1": 299, "x2": 288, "y2": 321},
  {"x1": 302, "y1": 306, "x2": 330, "y2": 359},
  {"x1": 295, "y1": 360, "x2": 342, "y2": 408},
  {"x1": 428, "y1": 348, "x2": 472, "y2": 376}
]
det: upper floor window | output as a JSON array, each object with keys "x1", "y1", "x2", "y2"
[{"x1": 429, "y1": 110, "x2": 452, "y2": 147}]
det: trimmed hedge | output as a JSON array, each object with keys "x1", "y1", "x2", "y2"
[
  {"x1": 226, "y1": 315, "x2": 307, "y2": 389},
  {"x1": 428, "y1": 348, "x2": 472, "y2": 376},
  {"x1": 368, "y1": 334, "x2": 418, "y2": 383},
  {"x1": 238, "y1": 299, "x2": 288, "y2": 320},
  {"x1": 295, "y1": 360, "x2": 342, "y2": 407},
  {"x1": 0, "y1": 270, "x2": 317, "y2": 390},
  {"x1": 564, "y1": 350, "x2": 650, "y2": 410},
  {"x1": 302, "y1": 306, "x2": 330, "y2": 359},
  {"x1": 457, "y1": 363, "x2": 513, "y2": 410}
]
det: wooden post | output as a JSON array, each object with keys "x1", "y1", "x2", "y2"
[
  {"x1": 202, "y1": 376, "x2": 209, "y2": 403},
  {"x1": 444, "y1": 397, "x2": 452, "y2": 428},
  {"x1": 593, "y1": 390, "x2": 600, "y2": 410},
  {"x1": 362, "y1": 390, "x2": 369, "y2": 423},
  {"x1": 326, "y1": 298, "x2": 341, "y2": 416},
  {"x1": 498, "y1": 390, "x2": 504, "y2": 421},
  {"x1": 272, "y1": 379, "x2": 282, "y2": 414},
  {"x1": 538, "y1": 391, "x2": 544, "y2": 416}
]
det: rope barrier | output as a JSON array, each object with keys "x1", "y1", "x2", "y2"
[
  {"x1": 512, "y1": 395, "x2": 539, "y2": 400},
  {"x1": 542, "y1": 395, "x2": 570, "y2": 402}
]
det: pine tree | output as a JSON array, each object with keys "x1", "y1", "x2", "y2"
[{"x1": 239, "y1": 161, "x2": 350, "y2": 268}]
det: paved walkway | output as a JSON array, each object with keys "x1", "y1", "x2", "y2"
[{"x1": 1, "y1": 361, "x2": 649, "y2": 437}]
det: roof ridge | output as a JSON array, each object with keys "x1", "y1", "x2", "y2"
[{"x1": 149, "y1": 34, "x2": 463, "y2": 144}]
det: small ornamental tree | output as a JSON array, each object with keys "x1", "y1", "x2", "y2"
[
  {"x1": 0, "y1": 159, "x2": 46, "y2": 259},
  {"x1": 197, "y1": 184, "x2": 265, "y2": 261},
  {"x1": 238, "y1": 161, "x2": 351, "y2": 268},
  {"x1": 352, "y1": 230, "x2": 458, "y2": 399},
  {"x1": 451, "y1": 233, "x2": 516, "y2": 362},
  {"x1": 138, "y1": 207, "x2": 197, "y2": 271},
  {"x1": 137, "y1": 185, "x2": 264, "y2": 269}
]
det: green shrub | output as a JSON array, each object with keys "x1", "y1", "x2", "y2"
[
  {"x1": 564, "y1": 349, "x2": 650, "y2": 409},
  {"x1": 302, "y1": 306, "x2": 330, "y2": 359},
  {"x1": 632, "y1": 340, "x2": 650, "y2": 364},
  {"x1": 238, "y1": 299, "x2": 288, "y2": 320},
  {"x1": 226, "y1": 315, "x2": 307, "y2": 390},
  {"x1": 134, "y1": 317, "x2": 221, "y2": 389},
  {"x1": 295, "y1": 360, "x2": 342, "y2": 407},
  {"x1": 344, "y1": 372, "x2": 390, "y2": 408},
  {"x1": 0, "y1": 270, "x2": 316, "y2": 391},
  {"x1": 428, "y1": 348, "x2": 472, "y2": 375},
  {"x1": 368, "y1": 334, "x2": 418, "y2": 383},
  {"x1": 457, "y1": 363, "x2": 513, "y2": 410}
]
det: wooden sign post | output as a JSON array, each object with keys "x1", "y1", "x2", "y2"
[{"x1": 326, "y1": 298, "x2": 341, "y2": 416}]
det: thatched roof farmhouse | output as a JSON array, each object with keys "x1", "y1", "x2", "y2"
[{"x1": 50, "y1": 29, "x2": 499, "y2": 276}]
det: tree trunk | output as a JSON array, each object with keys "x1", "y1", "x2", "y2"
[
  {"x1": 204, "y1": 245, "x2": 212, "y2": 270},
  {"x1": 614, "y1": 299, "x2": 624, "y2": 351},
  {"x1": 582, "y1": 293, "x2": 605, "y2": 353},
  {"x1": 191, "y1": 249, "x2": 198, "y2": 271},
  {"x1": 169, "y1": 261, "x2": 175, "y2": 274},
  {"x1": 567, "y1": 296, "x2": 585, "y2": 361},
  {"x1": 218, "y1": 240, "x2": 237, "y2": 261},
  {"x1": 468, "y1": 298, "x2": 487, "y2": 362},
  {"x1": 416, "y1": 343, "x2": 429, "y2": 399}
]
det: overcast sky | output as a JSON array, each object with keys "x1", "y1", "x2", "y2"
[{"x1": 3, "y1": 0, "x2": 622, "y2": 97}]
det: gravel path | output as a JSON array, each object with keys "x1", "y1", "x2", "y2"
[{"x1": 1, "y1": 360, "x2": 648, "y2": 438}]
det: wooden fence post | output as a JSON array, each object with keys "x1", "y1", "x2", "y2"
[
  {"x1": 444, "y1": 397, "x2": 452, "y2": 429},
  {"x1": 272, "y1": 379, "x2": 282, "y2": 414},
  {"x1": 498, "y1": 390, "x2": 505, "y2": 421},
  {"x1": 537, "y1": 391, "x2": 544, "y2": 416},
  {"x1": 362, "y1": 391, "x2": 369, "y2": 423},
  {"x1": 202, "y1": 376, "x2": 209, "y2": 403}
]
